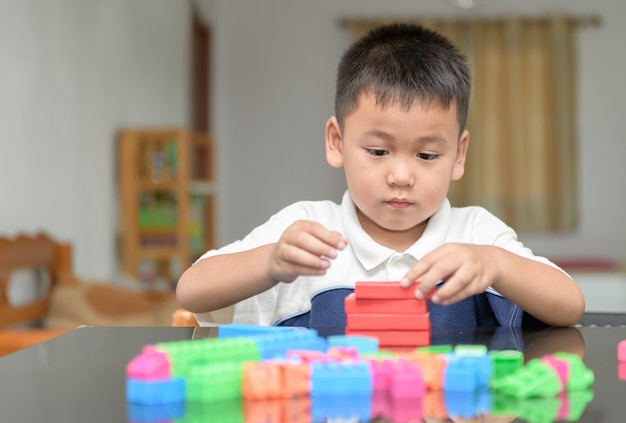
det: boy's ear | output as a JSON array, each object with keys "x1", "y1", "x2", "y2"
[
  {"x1": 325, "y1": 116, "x2": 344, "y2": 168},
  {"x1": 452, "y1": 129, "x2": 470, "y2": 181}
]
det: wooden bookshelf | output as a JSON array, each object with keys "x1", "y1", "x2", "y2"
[{"x1": 118, "y1": 128, "x2": 215, "y2": 288}]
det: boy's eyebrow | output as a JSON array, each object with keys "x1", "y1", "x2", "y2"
[{"x1": 363, "y1": 128, "x2": 447, "y2": 145}]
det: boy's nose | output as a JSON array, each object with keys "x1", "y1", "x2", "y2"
[{"x1": 387, "y1": 160, "x2": 415, "y2": 187}]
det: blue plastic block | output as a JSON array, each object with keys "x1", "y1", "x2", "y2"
[
  {"x1": 327, "y1": 334, "x2": 379, "y2": 355},
  {"x1": 311, "y1": 394, "x2": 372, "y2": 422},
  {"x1": 218, "y1": 323, "x2": 294, "y2": 338},
  {"x1": 445, "y1": 390, "x2": 479, "y2": 418},
  {"x1": 126, "y1": 377, "x2": 185, "y2": 405},
  {"x1": 444, "y1": 356, "x2": 478, "y2": 391},
  {"x1": 126, "y1": 401, "x2": 185, "y2": 422},
  {"x1": 252, "y1": 330, "x2": 327, "y2": 360},
  {"x1": 310, "y1": 361, "x2": 373, "y2": 396},
  {"x1": 474, "y1": 387, "x2": 492, "y2": 415},
  {"x1": 463, "y1": 355, "x2": 492, "y2": 387}
]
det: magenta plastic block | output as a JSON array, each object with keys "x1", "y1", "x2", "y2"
[
  {"x1": 618, "y1": 339, "x2": 626, "y2": 362},
  {"x1": 389, "y1": 360, "x2": 425, "y2": 398},
  {"x1": 126, "y1": 345, "x2": 171, "y2": 380}
]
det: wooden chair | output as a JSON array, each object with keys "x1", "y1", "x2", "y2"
[{"x1": 0, "y1": 233, "x2": 75, "y2": 356}]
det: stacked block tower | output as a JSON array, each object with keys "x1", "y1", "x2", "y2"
[{"x1": 345, "y1": 281, "x2": 431, "y2": 349}]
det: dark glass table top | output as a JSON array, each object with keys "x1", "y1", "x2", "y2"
[{"x1": 0, "y1": 325, "x2": 625, "y2": 422}]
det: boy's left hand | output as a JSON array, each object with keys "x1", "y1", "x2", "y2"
[{"x1": 400, "y1": 243, "x2": 501, "y2": 305}]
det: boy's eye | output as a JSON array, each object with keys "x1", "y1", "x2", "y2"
[
  {"x1": 418, "y1": 153, "x2": 439, "y2": 161},
  {"x1": 366, "y1": 149, "x2": 388, "y2": 157}
]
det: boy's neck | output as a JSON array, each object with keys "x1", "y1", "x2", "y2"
[{"x1": 356, "y1": 209, "x2": 429, "y2": 252}]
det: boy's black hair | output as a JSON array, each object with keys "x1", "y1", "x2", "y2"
[{"x1": 335, "y1": 22, "x2": 471, "y2": 134}]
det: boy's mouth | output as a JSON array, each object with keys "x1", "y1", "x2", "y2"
[{"x1": 386, "y1": 198, "x2": 412, "y2": 209}]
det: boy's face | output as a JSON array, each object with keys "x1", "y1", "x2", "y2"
[{"x1": 325, "y1": 93, "x2": 469, "y2": 250}]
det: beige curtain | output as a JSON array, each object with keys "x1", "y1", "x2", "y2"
[{"x1": 347, "y1": 18, "x2": 580, "y2": 232}]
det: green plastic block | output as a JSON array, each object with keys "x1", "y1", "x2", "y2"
[
  {"x1": 155, "y1": 338, "x2": 260, "y2": 377},
  {"x1": 565, "y1": 389, "x2": 594, "y2": 420},
  {"x1": 518, "y1": 396, "x2": 561, "y2": 423},
  {"x1": 186, "y1": 362, "x2": 244, "y2": 402},
  {"x1": 416, "y1": 344, "x2": 453, "y2": 354},
  {"x1": 490, "y1": 391, "x2": 519, "y2": 416},
  {"x1": 454, "y1": 344, "x2": 488, "y2": 356},
  {"x1": 552, "y1": 352, "x2": 595, "y2": 390},
  {"x1": 361, "y1": 350, "x2": 397, "y2": 359},
  {"x1": 182, "y1": 398, "x2": 243, "y2": 423},
  {"x1": 493, "y1": 359, "x2": 562, "y2": 398},
  {"x1": 490, "y1": 350, "x2": 524, "y2": 383}
]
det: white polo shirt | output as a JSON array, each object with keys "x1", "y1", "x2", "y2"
[{"x1": 195, "y1": 190, "x2": 556, "y2": 326}]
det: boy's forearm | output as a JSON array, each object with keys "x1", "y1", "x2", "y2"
[
  {"x1": 491, "y1": 248, "x2": 585, "y2": 327},
  {"x1": 176, "y1": 244, "x2": 278, "y2": 313}
]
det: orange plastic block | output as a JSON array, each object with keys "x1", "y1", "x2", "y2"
[
  {"x1": 286, "y1": 350, "x2": 329, "y2": 363},
  {"x1": 243, "y1": 398, "x2": 283, "y2": 423},
  {"x1": 327, "y1": 346, "x2": 359, "y2": 361},
  {"x1": 423, "y1": 390, "x2": 448, "y2": 419},
  {"x1": 281, "y1": 361, "x2": 311, "y2": 398},
  {"x1": 345, "y1": 328, "x2": 431, "y2": 347},
  {"x1": 345, "y1": 295, "x2": 428, "y2": 315},
  {"x1": 347, "y1": 313, "x2": 431, "y2": 331},
  {"x1": 407, "y1": 352, "x2": 447, "y2": 390},
  {"x1": 283, "y1": 396, "x2": 312, "y2": 423},
  {"x1": 243, "y1": 362, "x2": 282, "y2": 400}
]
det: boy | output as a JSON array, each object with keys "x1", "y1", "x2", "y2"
[{"x1": 177, "y1": 23, "x2": 585, "y2": 328}]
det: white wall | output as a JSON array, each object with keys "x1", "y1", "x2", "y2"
[
  {"x1": 209, "y1": 0, "x2": 626, "y2": 264},
  {"x1": 2, "y1": 0, "x2": 625, "y2": 283},
  {"x1": 0, "y1": 0, "x2": 191, "y2": 280}
]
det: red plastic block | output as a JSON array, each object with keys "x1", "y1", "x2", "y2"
[
  {"x1": 355, "y1": 281, "x2": 420, "y2": 300},
  {"x1": 347, "y1": 313, "x2": 431, "y2": 331},
  {"x1": 345, "y1": 328, "x2": 431, "y2": 347},
  {"x1": 345, "y1": 294, "x2": 428, "y2": 315}
]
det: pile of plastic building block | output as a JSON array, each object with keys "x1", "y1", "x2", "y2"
[
  {"x1": 126, "y1": 323, "x2": 595, "y2": 423},
  {"x1": 345, "y1": 282, "x2": 432, "y2": 349}
]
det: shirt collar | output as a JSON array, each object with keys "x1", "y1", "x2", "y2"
[{"x1": 341, "y1": 190, "x2": 451, "y2": 271}]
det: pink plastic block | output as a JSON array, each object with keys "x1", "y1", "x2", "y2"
[
  {"x1": 327, "y1": 346, "x2": 359, "y2": 361},
  {"x1": 389, "y1": 360, "x2": 425, "y2": 398},
  {"x1": 389, "y1": 395, "x2": 424, "y2": 422},
  {"x1": 126, "y1": 345, "x2": 170, "y2": 380},
  {"x1": 555, "y1": 391, "x2": 569, "y2": 420},
  {"x1": 619, "y1": 362, "x2": 626, "y2": 381},
  {"x1": 286, "y1": 350, "x2": 330, "y2": 363},
  {"x1": 618, "y1": 340, "x2": 626, "y2": 362},
  {"x1": 542, "y1": 355, "x2": 569, "y2": 391},
  {"x1": 369, "y1": 359, "x2": 394, "y2": 391},
  {"x1": 372, "y1": 390, "x2": 392, "y2": 418}
]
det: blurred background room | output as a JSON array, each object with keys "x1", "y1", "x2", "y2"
[{"x1": 1, "y1": 0, "x2": 625, "y2": 322}]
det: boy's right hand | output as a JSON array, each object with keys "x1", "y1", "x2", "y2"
[{"x1": 268, "y1": 220, "x2": 347, "y2": 283}]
